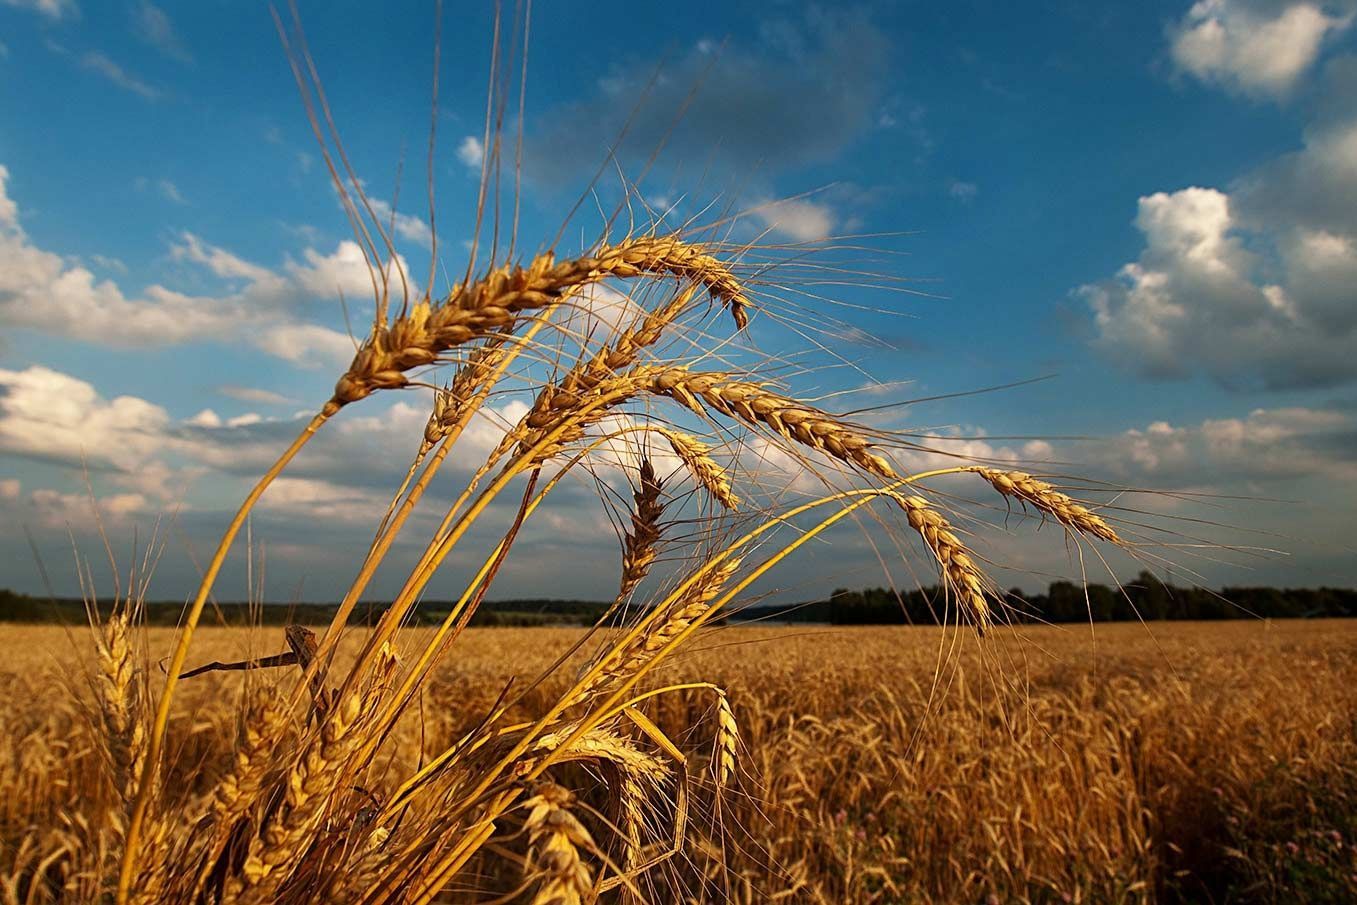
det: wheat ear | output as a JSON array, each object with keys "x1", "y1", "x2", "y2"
[
  {"x1": 713, "y1": 688, "x2": 739, "y2": 792},
  {"x1": 895, "y1": 494, "x2": 993, "y2": 630},
  {"x1": 660, "y1": 429, "x2": 739, "y2": 510},
  {"x1": 96, "y1": 613, "x2": 145, "y2": 806},
  {"x1": 330, "y1": 235, "x2": 747, "y2": 411},
  {"x1": 574, "y1": 557, "x2": 742, "y2": 706},
  {"x1": 522, "y1": 783, "x2": 595, "y2": 905},
  {"x1": 224, "y1": 691, "x2": 363, "y2": 905},
  {"x1": 517, "y1": 284, "x2": 699, "y2": 465},
  {"x1": 971, "y1": 468, "x2": 1122, "y2": 544},
  {"x1": 418, "y1": 339, "x2": 506, "y2": 463},
  {"x1": 645, "y1": 369, "x2": 897, "y2": 480},
  {"x1": 618, "y1": 460, "x2": 665, "y2": 604}
]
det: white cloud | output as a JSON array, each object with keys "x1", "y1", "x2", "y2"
[
  {"x1": 1082, "y1": 405, "x2": 1357, "y2": 485},
  {"x1": 158, "y1": 178, "x2": 185, "y2": 204},
  {"x1": 1, "y1": 0, "x2": 77, "y2": 21},
  {"x1": 1080, "y1": 52, "x2": 1357, "y2": 390},
  {"x1": 26, "y1": 489, "x2": 152, "y2": 529},
  {"x1": 132, "y1": 1, "x2": 192, "y2": 64},
  {"x1": 456, "y1": 136, "x2": 485, "y2": 169},
  {"x1": 0, "y1": 478, "x2": 19, "y2": 500},
  {"x1": 170, "y1": 231, "x2": 276, "y2": 284},
  {"x1": 1169, "y1": 0, "x2": 1353, "y2": 96},
  {"x1": 218, "y1": 385, "x2": 294, "y2": 406},
  {"x1": 750, "y1": 197, "x2": 835, "y2": 242},
  {"x1": 0, "y1": 165, "x2": 16, "y2": 227},
  {"x1": 367, "y1": 198, "x2": 433, "y2": 248},
  {"x1": 250, "y1": 322, "x2": 356, "y2": 368},
  {"x1": 90, "y1": 254, "x2": 127, "y2": 274},
  {"x1": 0, "y1": 365, "x2": 171, "y2": 471},
  {"x1": 257, "y1": 477, "x2": 393, "y2": 523},
  {"x1": 948, "y1": 180, "x2": 978, "y2": 202},
  {"x1": 186, "y1": 409, "x2": 222, "y2": 428},
  {"x1": 1081, "y1": 186, "x2": 1335, "y2": 385},
  {"x1": 0, "y1": 165, "x2": 368, "y2": 365},
  {"x1": 79, "y1": 51, "x2": 161, "y2": 99}
]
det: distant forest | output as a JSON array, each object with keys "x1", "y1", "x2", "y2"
[
  {"x1": 0, "y1": 589, "x2": 607, "y2": 627},
  {"x1": 1, "y1": 572, "x2": 1353, "y2": 627},
  {"x1": 805, "y1": 572, "x2": 1357, "y2": 624}
]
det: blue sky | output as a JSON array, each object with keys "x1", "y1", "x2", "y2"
[{"x1": 1, "y1": 0, "x2": 1355, "y2": 603}]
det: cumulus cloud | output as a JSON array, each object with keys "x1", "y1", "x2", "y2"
[
  {"x1": 1079, "y1": 56, "x2": 1357, "y2": 389},
  {"x1": 456, "y1": 136, "x2": 484, "y2": 169},
  {"x1": 1080, "y1": 404, "x2": 1357, "y2": 485},
  {"x1": 0, "y1": 365, "x2": 171, "y2": 471},
  {"x1": 1169, "y1": 0, "x2": 1353, "y2": 97},
  {"x1": 749, "y1": 197, "x2": 836, "y2": 243},
  {"x1": 0, "y1": 164, "x2": 381, "y2": 366}
]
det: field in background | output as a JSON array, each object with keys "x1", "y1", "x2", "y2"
[{"x1": 3, "y1": 620, "x2": 1355, "y2": 903}]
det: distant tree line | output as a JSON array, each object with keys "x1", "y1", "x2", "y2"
[
  {"x1": 0, "y1": 589, "x2": 612, "y2": 627},
  {"x1": 778, "y1": 572, "x2": 1357, "y2": 624},
  {"x1": 4, "y1": 575, "x2": 1353, "y2": 627}
]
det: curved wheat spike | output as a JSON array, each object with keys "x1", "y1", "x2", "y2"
[
  {"x1": 893, "y1": 494, "x2": 993, "y2": 630},
  {"x1": 660, "y1": 429, "x2": 739, "y2": 510},
  {"x1": 969, "y1": 467, "x2": 1123, "y2": 544},
  {"x1": 330, "y1": 236, "x2": 748, "y2": 412},
  {"x1": 572, "y1": 556, "x2": 742, "y2": 707},
  {"x1": 643, "y1": 368, "x2": 897, "y2": 480}
]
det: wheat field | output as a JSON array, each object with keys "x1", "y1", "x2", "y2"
[
  {"x1": 3, "y1": 620, "x2": 1353, "y2": 903},
  {"x1": 4, "y1": 8, "x2": 1351, "y2": 903}
]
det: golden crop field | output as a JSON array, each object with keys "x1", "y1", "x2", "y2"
[{"x1": 3, "y1": 619, "x2": 1354, "y2": 903}]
